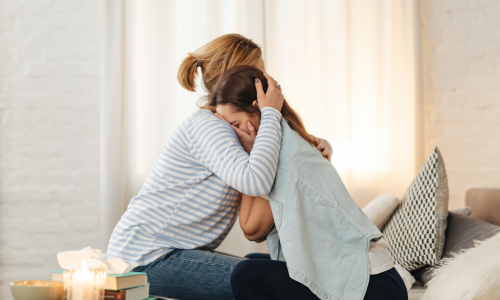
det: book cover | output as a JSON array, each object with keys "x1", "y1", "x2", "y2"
[
  {"x1": 52, "y1": 271, "x2": 148, "y2": 291},
  {"x1": 104, "y1": 283, "x2": 149, "y2": 300}
]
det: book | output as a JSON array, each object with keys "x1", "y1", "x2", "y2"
[
  {"x1": 104, "y1": 283, "x2": 149, "y2": 300},
  {"x1": 52, "y1": 271, "x2": 148, "y2": 291}
]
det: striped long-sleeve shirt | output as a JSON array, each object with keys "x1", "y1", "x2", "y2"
[{"x1": 107, "y1": 107, "x2": 282, "y2": 266}]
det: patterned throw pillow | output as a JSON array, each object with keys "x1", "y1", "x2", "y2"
[{"x1": 383, "y1": 147, "x2": 449, "y2": 271}]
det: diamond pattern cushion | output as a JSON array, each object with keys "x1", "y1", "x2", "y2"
[{"x1": 383, "y1": 147, "x2": 449, "y2": 271}]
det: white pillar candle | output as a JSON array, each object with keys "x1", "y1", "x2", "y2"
[
  {"x1": 72, "y1": 260, "x2": 94, "y2": 300},
  {"x1": 63, "y1": 260, "x2": 106, "y2": 300}
]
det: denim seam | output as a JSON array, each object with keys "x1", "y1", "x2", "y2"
[
  {"x1": 267, "y1": 198, "x2": 283, "y2": 229},
  {"x1": 155, "y1": 250, "x2": 173, "y2": 263},
  {"x1": 169, "y1": 255, "x2": 236, "y2": 268}
]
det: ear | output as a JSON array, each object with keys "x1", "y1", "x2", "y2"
[{"x1": 252, "y1": 100, "x2": 258, "y2": 107}]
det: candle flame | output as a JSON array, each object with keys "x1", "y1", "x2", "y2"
[{"x1": 81, "y1": 259, "x2": 88, "y2": 272}]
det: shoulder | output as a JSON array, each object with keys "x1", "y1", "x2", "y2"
[{"x1": 183, "y1": 109, "x2": 237, "y2": 139}]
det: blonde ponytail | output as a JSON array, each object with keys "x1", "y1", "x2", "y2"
[
  {"x1": 177, "y1": 54, "x2": 200, "y2": 92},
  {"x1": 177, "y1": 34, "x2": 262, "y2": 94}
]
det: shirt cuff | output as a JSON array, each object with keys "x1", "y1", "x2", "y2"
[{"x1": 261, "y1": 107, "x2": 282, "y2": 121}]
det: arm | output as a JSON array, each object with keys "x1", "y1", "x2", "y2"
[
  {"x1": 188, "y1": 75, "x2": 284, "y2": 196},
  {"x1": 188, "y1": 108, "x2": 281, "y2": 196},
  {"x1": 239, "y1": 194, "x2": 275, "y2": 241}
]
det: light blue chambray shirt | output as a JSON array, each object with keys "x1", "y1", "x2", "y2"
[{"x1": 266, "y1": 119, "x2": 383, "y2": 300}]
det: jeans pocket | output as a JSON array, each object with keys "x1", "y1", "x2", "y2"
[
  {"x1": 158, "y1": 249, "x2": 176, "y2": 262},
  {"x1": 133, "y1": 249, "x2": 176, "y2": 273}
]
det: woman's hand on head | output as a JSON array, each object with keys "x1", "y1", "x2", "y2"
[
  {"x1": 309, "y1": 135, "x2": 331, "y2": 162},
  {"x1": 255, "y1": 73, "x2": 284, "y2": 112},
  {"x1": 215, "y1": 113, "x2": 256, "y2": 154}
]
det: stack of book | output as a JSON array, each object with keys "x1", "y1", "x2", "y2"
[{"x1": 52, "y1": 270, "x2": 156, "y2": 300}]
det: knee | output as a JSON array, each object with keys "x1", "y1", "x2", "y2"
[
  {"x1": 231, "y1": 260, "x2": 251, "y2": 298},
  {"x1": 244, "y1": 253, "x2": 271, "y2": 260},
  {"x1": 231, "y1": 259, "x2": 253, "y2": 287}
]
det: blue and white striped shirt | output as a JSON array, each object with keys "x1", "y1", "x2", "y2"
[{"x1": 107, "y1": 107, "x2": 282, "y2": 266}]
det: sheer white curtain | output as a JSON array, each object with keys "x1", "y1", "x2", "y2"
[
  {"x1": 101, "y1": 0, "x2": 268, "y2": 254},
  {"x1": 264, "y1": 0, "x2": 420, "y2": 208},
  {"x1": 101, "y1": 0, "x2": 419, "y2": 256}
]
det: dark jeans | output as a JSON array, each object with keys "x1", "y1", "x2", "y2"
[
  {"x1": 232, "y1": 253, "x2": 408, "y2": 300},
  {"x1": 133, "y1": 250, "x2": 407, "y2": 300},
  {"x1": 133, "y1": 249, "x2": 244, "y2": 300}
]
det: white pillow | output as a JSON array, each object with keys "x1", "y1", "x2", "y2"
[
  {"x1": 423, "y1": 232, "x2": 500, "y2": 300},
  {"x1": 362, "y1": 193, "x2": 399, "y2": 230}
]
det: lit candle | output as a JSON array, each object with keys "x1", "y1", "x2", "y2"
[
  {"x1": 72, "y1": 260, "x2": 94, "y2": 300},
  {"x1": 63, "y1": 259, "x2": 106, "y2": 300}
]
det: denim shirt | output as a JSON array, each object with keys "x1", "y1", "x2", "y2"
[{"x1": 266, "y1": 120, "x2": 383, "y2": 300}]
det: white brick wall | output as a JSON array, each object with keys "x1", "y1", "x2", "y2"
[
  {"x1": 0, "y1": 0, "x2": 102, "y2": 298},
  {"x1": 1, "y1": 0, "x2": 499, "y2": 298},
  {"x1": 420, "y1": 0, "x2": 500, "y2": 209}
]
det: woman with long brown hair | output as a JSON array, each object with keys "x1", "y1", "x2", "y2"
[
  {"x1": 107, "y1": 34, "x2": 330, "y2": 300},
  {"x1": 210, "y1": 65, "x2": 316, "y2": 244},
  {"x1": 211, "y1": 66, "x2": 407, "y2": 300},
  {"x1": 178, "y1": 33, "x2": 331, "y2": 161}
]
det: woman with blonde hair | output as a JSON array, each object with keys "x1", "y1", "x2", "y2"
[{"x1": 107, "y1": 34, "x2": 330, "y2": 300}]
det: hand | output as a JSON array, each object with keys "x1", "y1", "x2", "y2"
[
  {"x1": 215, "y1": 113, "x2": 256, "y2": 154},
  {"x1": 309, "y1": 135, "x2": 331, "y2": 162},
  {"x1": 255, "y1": 73, "x2": 284, "y2": 112}
]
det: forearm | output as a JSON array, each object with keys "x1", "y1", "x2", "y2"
[
  {"x1": 239, "y1": 194, "x2": 275, "y2": 241},
  {"x1": 192, "y1": 108, "x2": 282, "y2": 197}
]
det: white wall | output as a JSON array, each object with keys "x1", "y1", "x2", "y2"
[
  {"x1": 420, "y1": 0, "x2": 500, "y2": 209},
  {"x1": 1, "y1": 0, "x2": 500, "y2": 298},
  {"x1": 0, "y1": 1, "x2": 102, "y2": 298}
]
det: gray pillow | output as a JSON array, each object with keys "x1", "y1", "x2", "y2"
[
  {"x1": 449, "y1": 206, "x2": 472, "y2": 216},
  {"x1": 411, "y1": 212, "x2": 500, "y2": 283}
]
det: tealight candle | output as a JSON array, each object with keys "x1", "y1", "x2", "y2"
[{"x1": 63, "y1": 259, "x2": 106, "y2": 300}]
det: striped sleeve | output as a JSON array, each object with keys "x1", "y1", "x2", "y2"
[{"x1": 187, "y1": 107, "x2": 282, "y2": 197}]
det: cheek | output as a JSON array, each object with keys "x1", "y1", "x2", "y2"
[
  {"x1": 238, "y1": 123, "x2": 247, "y2": 132},
  {"x1": 252, "y1": 115, "x2": 261, "y2": 131}
]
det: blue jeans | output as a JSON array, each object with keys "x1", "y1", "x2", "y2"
[
  {"x1": 133, "y1": 249, "x2": 244, "y2": 300},
  {"x1": 134, "y1": 251, "x2": 407, "y2": 300},
  {"x1": 233, "y1": 254, "x2": 408, "y2": 300}
]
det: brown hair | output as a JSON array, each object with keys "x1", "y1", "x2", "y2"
[
  {"x1": 177, "y1": 34, "x2": 262, "y2": 93},
  {"x1": 208, "y1": 65, "x2": 314, "y2": 146}
]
